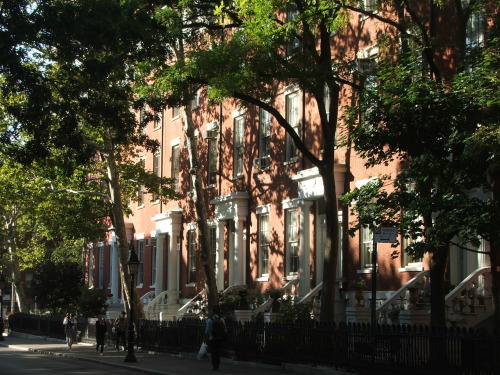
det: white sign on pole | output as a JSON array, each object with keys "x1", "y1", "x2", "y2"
[{"x1": 373, "y1": 226, "x2": 398, "y2": 243}]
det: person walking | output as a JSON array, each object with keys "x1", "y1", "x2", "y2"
[
  {"x1": 62, "y1": 313, "x2": 70, "y2": 344},
  {"x1": 114, "y1": 311, "x2": 127, "y2": 351},
  {"x1": 65, "y1": 313, "x2": 77, "y2": 351},
  {"x1": 95, "y1": 314, "x2": 107, "y2": 355},
  {"x1": 205, "y1": 306, "x2": 227, "y2": 371}
]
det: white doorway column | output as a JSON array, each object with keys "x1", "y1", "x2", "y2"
[
  {"x1": 211, "y1": 192, "x2": 249, "y2": 288},
  {"x1": 217, "y1": 220, "x2": 225, "y2": 291},
  {"x1": 154, "y1": 233, "x2": 165, "y2": 294},
  {"x1": 299, "y1": 201, "x2": 313, "y2": 297},
  {"x1": 153, "y1": 209, "x2": 183, "y2": 303},
  {"x1": 232, "y1": 217, "x2": 246, "y2": 285}
]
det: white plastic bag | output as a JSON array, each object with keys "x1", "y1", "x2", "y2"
[{"x1": 197, "y1": 341, "x2": 208, "y2": 360}]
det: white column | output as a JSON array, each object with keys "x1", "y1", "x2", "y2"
[
  {"x1": 111, "y1": 241, "x2": 119, "y2": 303},
  {"x1": 167, "y1": 214, "x2": 182, "y2": 303},
  {"x1": 233, "y1": 217, "x2": 246, "y2": 285},
  {"x1": 155, "y1": 233, "x2": 165, "y2": 295},
  {"x1": 299, "y1": 201, "x2": 313, "y2": 297},
  {"x1": 217, "y1": 221, "x2": 225, "y2": 291}
]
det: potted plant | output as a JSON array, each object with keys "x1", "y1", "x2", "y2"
[
  {"x1": 234, "y1": 290, "x2": 253, "y2": 323},
  {"x1": 349, "y1": 277, "x2": 367, "y2": 307},
  {"x1": 264, "y1": 289, "x2": 282, "y2": 323}
]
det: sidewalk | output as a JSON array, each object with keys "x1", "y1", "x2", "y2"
[{"x1": 0, "y1": 332, "x2": 353, "y2": 375}]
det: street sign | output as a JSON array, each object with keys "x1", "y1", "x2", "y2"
[{"x1": 373, "y1": 226, "x2": 397, "y2": 243}]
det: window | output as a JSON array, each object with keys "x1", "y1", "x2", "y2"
[
  {"x1": 357, "y1": 58, "x2": 377, "y2": 126},
  {"x1": 286, "y1": 6, "x2": 300, "y2": 56},
  {"x1": 259, "y1": 213, "x2": 270, "y2": 276},
  {"x1": 362, "y1": 0, "x2": 376, "y2": 11},
  {"x1": 259, "y1": 108, "x2": 271, "y2": 167},
  {"x1": 191, "y1": 90, "x2": 200, "y2": 110},
  {"x1": 360, "y1": 225, "x2": 374, "y2": 269},
  {"x1": 151, "y1": 244, "x2": 157, "y2": 286},
  {"x1": 187, "y1": 230, "x2": 197, "y2": 284},
  {"x1": 233, "y1": 116, "x2": 245, "y2": 177},
  {"x1": 466, "y1": 10, "x2": 484, "y2": 49},
  {"x1": 98, "y1": 245, "x2": 104, "y2": 289},
  {"x1": 402, "y1": 234, "x2": 422, "y2": 269},
  {"x1": 137, "y1": 159, "x2": 145, "y2": 206},
  {"x1": 154, "y1": 111, "x2": 163, "y2": 129},
  {"x1": 171, "y1": 145, "x2": 180, "y2": 192},
  {"x1": 172, "y1": 106, "x2": 180, "y2": 119},
  {"x1": 152, "y1": 151, "x2": 161, "y2": 201},
  {"x1": 208, "y1": 139, "x2": 217, "y2": 185},
  {"x1": 286, "y1": 208, "x2": 299, "y2": 275},
  {"x1": 137, "y1": 240, "x2": 144, "y2": 286},
  {"x1": 285, "y1": 92, "x2": 300, "y2": 162}
]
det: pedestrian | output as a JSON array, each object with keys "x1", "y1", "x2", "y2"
[
  {"x1": 95, "y1": 314, "x2": 107, "y2": 355},
  {"x1": 205, "y1": 306, "x2": 227, "y2": 371},
  {"x1": 65, "y1": 313, "x2": 77, "y2": 351},
  {"x1": 62, "y1": 313, "x2": 70, "y2": 344},
  {"x1": 114, "y1": 311, "x2": 127, "y2": 351}
]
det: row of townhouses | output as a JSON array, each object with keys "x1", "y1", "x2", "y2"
[{"x1": 84, "y1": 2, "x2": 495, "y2": 328}]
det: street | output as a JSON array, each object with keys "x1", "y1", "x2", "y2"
[
  {"x1": 0, "y1": 346, "x2": 136, "y2": 375},
  {"x1": 0, "y1": 333, "x2": 343, "y2": 375}
]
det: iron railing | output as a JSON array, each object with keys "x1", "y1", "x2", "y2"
[{"x1": 8, "y1": 313, "x2": 499, "y2": 375}]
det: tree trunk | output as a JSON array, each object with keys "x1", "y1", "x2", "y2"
[
  {"x1": 9, "y1": 256, "x2": 28, "y2": 313},
  {"x1": 319, "y1": 84, "x2": 341, "y2": 323},
  {"x1": 429, "y1": 244, "x2": 449, "y2": 328},
  {"x1": 183, "y1": 107, "x2": 219, "y2": 312},
  {"x1": 319, "y1": 165, "x2": 340, "y2": 322},
  {"x1": 102, "y1": 133, "x2": 144, "y2": 319}
]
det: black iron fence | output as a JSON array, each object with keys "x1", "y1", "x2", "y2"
[{"x1": 8, "y1": 313, "x2": 499, "y2": 375}]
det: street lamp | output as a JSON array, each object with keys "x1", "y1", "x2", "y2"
[
  {"x1": 0, "y1": 273, "x2": 5, "y2": 341},
  {"x1": 124, "y1": 244, "x2": 140, "y2": 363}
]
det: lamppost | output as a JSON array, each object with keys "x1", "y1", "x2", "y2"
[
  {"x1": 124, "y1": 244, "x2": 140, "y2": 363},
  {"x1": 0, "y1": 273, "x2": 5, "y2": 341}
]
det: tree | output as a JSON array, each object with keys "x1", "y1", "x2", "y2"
[
  {"x1": 342, "y1": 1, "x2": 499, "y2": 328},
  {"x1": 0, "y1": 0, "x2": 179, "y2": 318},
  {"x1": 138, "y1": 0, "x2": 357, "y2": 321},
  {"x1": 31, "y1": 260, "x2": 85, "y2": 316}
]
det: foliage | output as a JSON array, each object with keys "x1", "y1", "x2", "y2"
[
  {"x1": 348, "y1": 277, "x2": 367, "y2": 290},
  {"x1": 277, "y1": 299, "x2": 314, "y2": 323},
  {"x1": 31, "y1": 260, "x2": 84, "y2": 316},
  {"x1": 77, "y1": 287, "x2": 108, "y2": 318}
]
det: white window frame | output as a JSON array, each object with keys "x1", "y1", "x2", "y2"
[
  {"x1": 187, "y1": 229, "x2": 197, "y2": 285},
  {"x1": 259, "y1": 212, "x2": 270, "y2": 277},
  {"x1": 233, "y1": 116, "x2": 245, "y2": 178},
  {"x1": 285, "y1": 90, "x2": 300, "y2": 163},
  {"x1": 171, "y1": 144, "x2": 180, "y2": 192},
  {"x1": 207, "y1": 138, "x2": 217, "y2": 186},
  {"x1": 259, "y1": 108, "x2": 271, "y2": 166},
  {"x1": 154, "y1": 110, "x2": 163, "y2": 129},
  {"x1": 137, "y1": 240, "x2": 144, "y2": 287},
  {"x1": 360, "y1": 225, "x2": 374, "y2": 270},
  {"x1": 286, "y1": 208, "x2": 299, "y2": 276},
  {"x1": 151, "y1": 244, "x2": 157, "y2": 287}
]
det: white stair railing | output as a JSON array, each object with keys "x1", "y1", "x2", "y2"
[
  {"x1": 140, "y1": 291, "x2": 156, "y2": 306},
  {"x1": 177, "y1": 289, "x2": 207, "y2": 316},
  {"x1": 253, "y1": 279, "x2": 300, "y2": 315},
  {"x1": 445, "y1": 266, "x2": 491, "y2": 324},
  {"x1": 143, "y1": 291, "x2": 169, "y2": 320},
  {"x1": 376, "y1": 270, "x2": 430, "y2": 323},
  {"x1": 298, "y1": 282, "x2": 323, "y2": 304}
]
